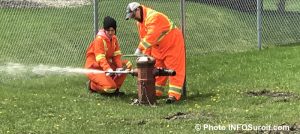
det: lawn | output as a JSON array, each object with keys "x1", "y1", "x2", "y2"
[
  {"x1": 1, "y1": 44, "x2": 300, "y2": 133},
  {"x1": 0, "y1": 0, "x2": 300, "y2": 133}
]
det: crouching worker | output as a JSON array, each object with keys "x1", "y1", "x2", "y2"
[{"x1": 85, "y1": 16, "x2": 132, "y2": 96}]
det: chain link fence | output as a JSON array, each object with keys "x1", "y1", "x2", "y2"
[
  {"x1": 262, "y1": 0, "x2": 300, "y2": 45},
  {"x1": 0, "y1": 0, "x2": 299, "y2": 67},
  {"x1": 0, "y1": 0, "x2": 93, "y2": 67}
]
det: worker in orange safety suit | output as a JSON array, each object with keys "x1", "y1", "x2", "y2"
[
  {"x1": 125, "y1": 2, "x2": 186, "y2": 103},
  {"x1": 85, "y1": 16, "x2": 132, "y2": 96}
]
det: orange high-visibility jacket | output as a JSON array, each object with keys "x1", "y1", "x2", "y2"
[
  {"x1": 85, "y1": 29, "x2": 127, "y2": 92},
  {"x1": 85, "y1": 29, "x2": 122, "y2": 71},
  {"x1": 136, "y1": 5, "x2": 186, "y2": 100},
  {"x1": 137, "y1": 5, "x2": 177, "y2": 58}
]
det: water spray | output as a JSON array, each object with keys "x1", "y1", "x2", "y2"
[
  {"x1": 1, "y1": 55, "x2": 176, "y2": 106},
  {"x1": 0, "y1": 63, "x2": 134, "y2": 76}
]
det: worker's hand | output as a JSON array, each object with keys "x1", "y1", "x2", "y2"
[
  {"x1": 134, "y1": 48, "x2": 143, "y2": 56},
  {"x1": 116, "y1": 68, "x2": 124, "y2": 76},
  {"x1": 116, "y1": 68, "x2": 124, "y2": 71},
  {"x1": 105, "y1": 68, "x2": 114, "y2": 76}
]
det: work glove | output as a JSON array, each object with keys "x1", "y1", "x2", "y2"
[
  {"x1": 115, "y1": 68, "x2": 124, "y2": 76},
  {"x1": 134, "y1": 48, "x2": 143, "y2": 56},
  {"x1": 105, "y1": 68, "x2": 114, "y2": 76}
]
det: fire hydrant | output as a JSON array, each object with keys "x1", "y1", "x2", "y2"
[{"x1": 133, "y1": 56, "x2": 176, "y2": 105}]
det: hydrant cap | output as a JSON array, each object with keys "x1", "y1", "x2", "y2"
[{"x1": 136, "y1": 56, "x2": 155, "y2": 67}]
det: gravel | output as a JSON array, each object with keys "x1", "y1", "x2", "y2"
[{"x1": 0, "y1": 0, "x2": 91, "y2": 8}]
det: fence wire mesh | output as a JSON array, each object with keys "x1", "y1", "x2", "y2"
[
  {"x1": 0, "y1": 0, "x2": 93, "y2": 67},
  {"x1": 262, "y1": 0, "x2": 300, "y2": 45},
  {"x1": 0, "y1": 0, "x2": 299, "y2": 67}
]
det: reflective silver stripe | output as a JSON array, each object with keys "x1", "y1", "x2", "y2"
[
  {"x1": 96, "y1": 54, "x2": 105, "y2": 61},
  {"x1": 169, "y1": 85, "x2": 182, "y2": 94},
  {"x1": 103, "y1": 40, "x2": 107, "y2": 54},
  {"x1": 147, "y1": 10, "x2": 157, "y2": 18},
  {"x1": 157, "y1": 30, "x2": 168, "y2": 42},
  {"x1": 126, "y1": 61, "x2": 132, "y2": 68},
  {"x1": 155, "y1": 86, "x2": 164, "y2": 92},
  {"x1": 157, "y1": 20, "x2": 176, "y2": 42},
  {"x1": 141, "y1": 39, "x2": 151, "y2": 49},
  {"x1": 168, "y1": 90, "x2": 181, "y2": 95},
  {"x1": 103, "y1": 88, "x2": 116, "y2": 93},
  {"x1": 113, "y1": 50, "x2": 122, "y2": 56}
]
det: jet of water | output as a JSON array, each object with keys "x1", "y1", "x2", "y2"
[{"x1": 0, "y1": 62, "x2": 105, "y2": 76}]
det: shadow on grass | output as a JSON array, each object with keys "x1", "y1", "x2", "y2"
[
  {"x1": 85, "y1": 92, "x2": 138, "y2": 104},
  {"x1": 263, "y1": 10, "x2": 300, "y2": 16},
  {"x1": 274, "y1": 42, "x2": 300, "y2": 47},
  {"x1": 122, "y1": 92, "x2": 216, "y2": 105},
  {"x1": 185, "y1": 92, "x2": 215, "y2": 102},
  {"x1": 82, "y1": 90, "x2": 216, "y2": 105}
]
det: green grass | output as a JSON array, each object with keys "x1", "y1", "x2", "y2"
[
  {"x1": 1, "y1": 44, "x2": 300, "y2": 133},
  {"x1": 1, "y1": 1, "x2": 300, "y2": 133}
]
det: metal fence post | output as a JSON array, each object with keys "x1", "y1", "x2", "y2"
[
  {"x1": 181, "y1": 0, "x2": 186, "y2": 38},
  {"x1": 93, "y1": 0, "x2": 99, "y2": 37},
  {"x1": 257, "y1": 0, "x2": 263, "y2": 50},
  {"x1": 180, "y1": 0, "x2": 187, "y2": 99}
]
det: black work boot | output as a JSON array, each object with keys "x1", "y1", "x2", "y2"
[
  {"x1": 166, "y1": 96, "x2": 177, "y2": 104},
  {"x1": 86, "y1": 80, "x2": 96, "y2": 93},
  {"x1": 101, "y1": 89, "x2": 125, "y2": 97},
  {"x1": 113, "y1": 88, "x2": 125, "y2": 96}
]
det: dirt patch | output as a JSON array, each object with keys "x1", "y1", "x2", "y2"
[
  {"x1": 137, "y1": 120, "x2": 147, "y2": 125},
  {"x1": 271, "y1": 123, "x2": 300, "y2": 133},
  {"x1": 164, "y1": 111, "x2": 215, "y2": 121},
  {"x1": 0, "y1": 0, "x2": 91, "y2": 8},
  {"x1": 164, "y1": 112, "x2": 189, "y2": 120},
  {"x1": 0, "y1": 0, "x2": 46, "y2": 8},
  {"x1": 247, "y1": 89, "x2": 296, "y2": 97},
  {"x1": 246, "y1": 89, "x2": 299, "y2": 101},
  {"x1": 289, "y1": 123, "x2": 300, "y2": 132}
]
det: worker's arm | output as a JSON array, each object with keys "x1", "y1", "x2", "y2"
[
  {"x1": 137, "y1": 14, "x2": 170, "y2": 52},
  {"x1": 112, "y1": 38, "x2": 123, "y2": 68},
  {"x1": 94, "y1": 37, "x2": 112, "y2": 71}
]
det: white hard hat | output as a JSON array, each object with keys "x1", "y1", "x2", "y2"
[{"x1": 125, "y1": 2, "x2": 141, "y2": 20}]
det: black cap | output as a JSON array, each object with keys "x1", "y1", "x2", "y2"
[{"x1": 103, "y1": 16, "x2": 117, "y2": 30}]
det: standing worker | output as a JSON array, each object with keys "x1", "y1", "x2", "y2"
[
  {"x1": 125, "y1": 2, "x2": 186, "y2": 103},
  {"x1": 85, "y1": 16, "x2": 132, "y2": 96}
]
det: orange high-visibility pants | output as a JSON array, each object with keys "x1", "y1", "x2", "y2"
[
  {"x1": 153, "y1": 28, "x2": 186, "y2": 100},
  {"x1": 89, "y1": 73, "x2": 127, "y2": 93},
  {"x1": 87, "y1": 60, "x2": 129, "y2": 93}
]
